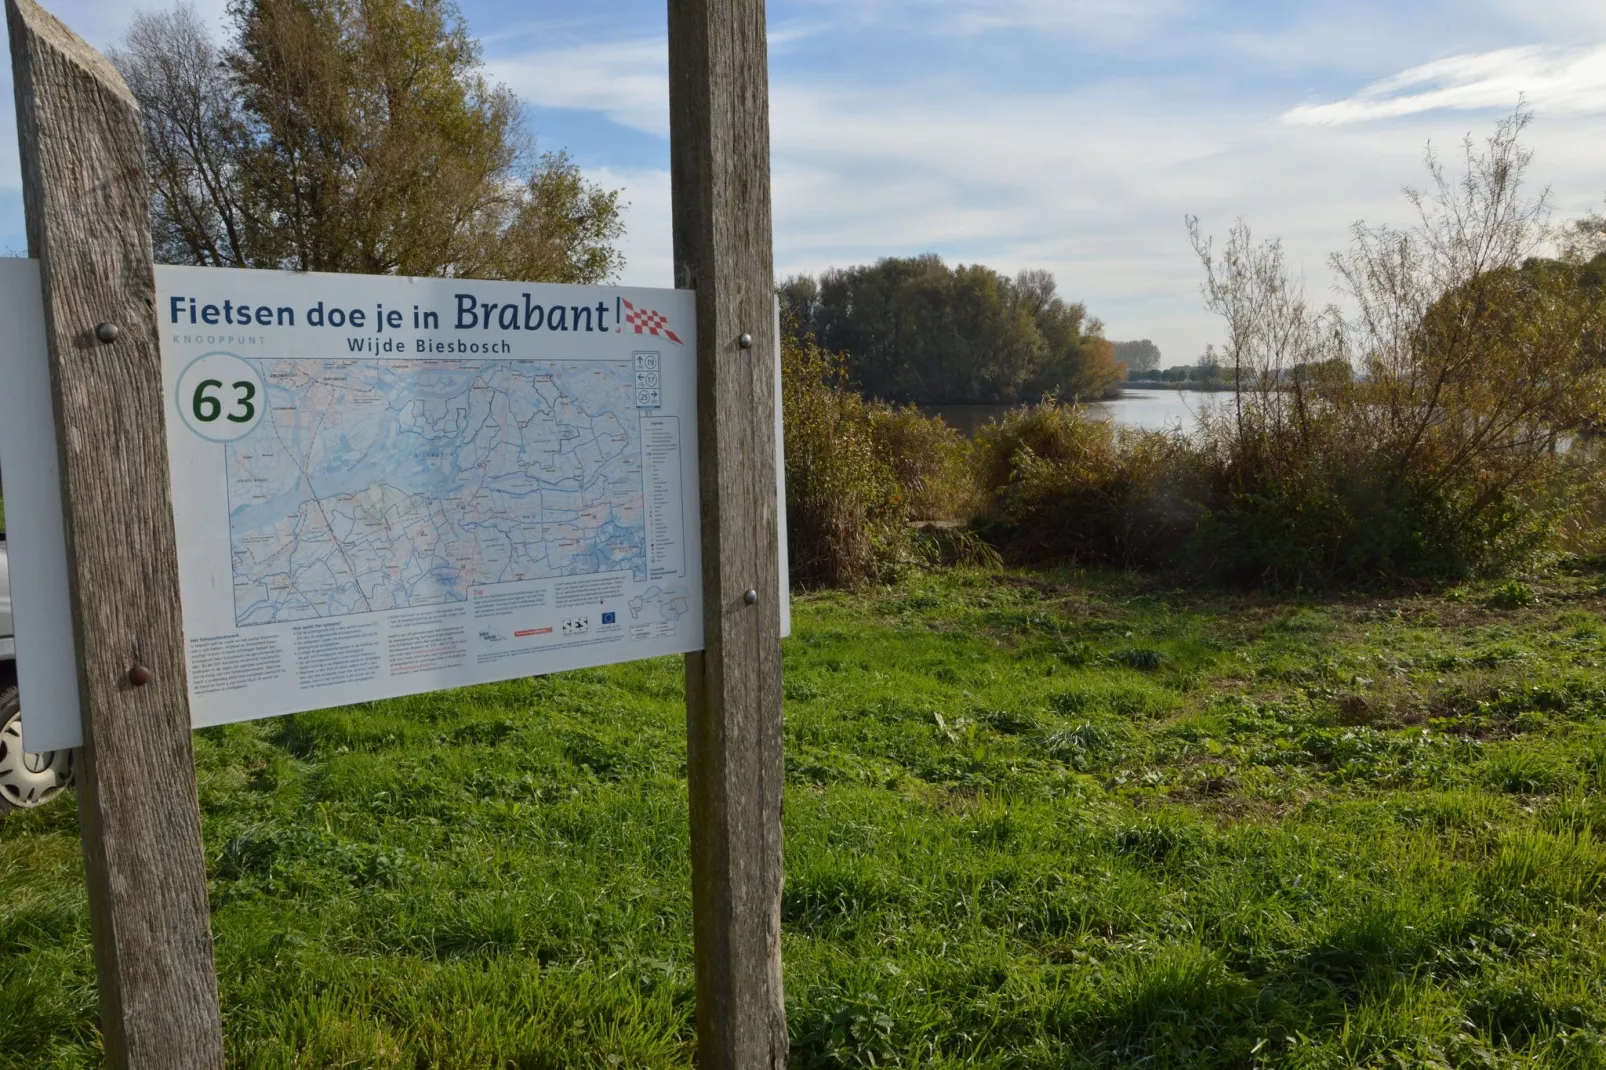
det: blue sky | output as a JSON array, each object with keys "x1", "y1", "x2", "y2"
[{"x1": 4, "y1": 0, "x2": 1604, "y2": 363}]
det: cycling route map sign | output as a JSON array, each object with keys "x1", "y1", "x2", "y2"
[{"x1": 159, "y1": 266, "x2": 703, "y2": 730}]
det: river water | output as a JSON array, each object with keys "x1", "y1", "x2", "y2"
[
  {"x1": 925, "y1": 390, "x2": 1225, "y2": 437},
  {"x1": 1086, "y1": 389, "x2": 1224, "y2": 434}
]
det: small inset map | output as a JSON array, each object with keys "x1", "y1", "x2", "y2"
[
  {"x1": 227, "y1": 359, "x2": 646, "y2": 626},
  {"x1": 628, "y1": 585, "x2": 691, "y2": 623}
]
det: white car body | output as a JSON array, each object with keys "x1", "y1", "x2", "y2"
[
  {"x1": 0, "y1": 537, "x2": 13, "y2": 670},
  {"x1": 0, "y1": 534, "x2": 74, "y2": 811}
]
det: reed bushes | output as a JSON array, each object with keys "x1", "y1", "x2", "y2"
[
  {"x1": 786, "y1": 113, "x2": 1606, "y2": 590},
  {"x1": 781, "y1": 333, "x2": 900, "y2": 586},
  {"x1": 973, "y1": 403, "x2": 1192, "y2": 569},
  {"x1": 972, "y1": 112, "x2": 1606, "y2": 589},
  {"x1": 781, "y1": 330, "x2": 976, "y2": 585},
  {"x1": 868, "y1": 405, "x2": 977, "y2": 523}
]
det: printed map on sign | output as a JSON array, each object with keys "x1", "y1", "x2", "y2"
[
  {"x1": 629, "y1": 585, "x2": 691, "y2": 623},
  {"x1": 227, "y1": 359, "x2": 645, "y2": 625}
]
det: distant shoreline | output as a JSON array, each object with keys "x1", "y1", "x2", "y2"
[{"x1": 1118, "y1": 381, "x2": 1234, "y2": 393}]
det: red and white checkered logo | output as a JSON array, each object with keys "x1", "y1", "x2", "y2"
[{"x1": 621, "y1": 299, "x2": 682, "y2": 344}]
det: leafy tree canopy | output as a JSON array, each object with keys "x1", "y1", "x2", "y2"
[
  {"x1": 1112, "y1": 339, "x2": 1161, "y2": 372},
  {"x1": 113, "y1": 0, "x2": 624, "y2": 281},
  {"x1": 780, "y1": 255, "x2": 1122, "y2": 406}
]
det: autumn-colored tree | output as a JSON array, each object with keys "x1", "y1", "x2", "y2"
[
  {"x1": 1185, "y1": 110, "x2": 1606, "y2": 582},
  {"x1": 113, "y1": 0, "x2": 623, "y2": 281}
]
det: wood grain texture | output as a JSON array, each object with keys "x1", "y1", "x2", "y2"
[
  {"x1": 7, "y1": 0, "x2": 224, "y2": 1065},
  {"x1": 668, "y1": 0, "x2": 787, "y2": 1066}
]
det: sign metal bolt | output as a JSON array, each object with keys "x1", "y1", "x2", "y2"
[
  {"x1": 738, "y1": 333, "x2": 753, "y2": 349},
  {"x1": 128, "y1": 664, "x2": 152, "y2": 687},
  {"x1": 744, "y1": 589, "x2": 758, "y2": 605},
  {"x1": 94, "y1": 322, "x2": 119, "y2": 344}
]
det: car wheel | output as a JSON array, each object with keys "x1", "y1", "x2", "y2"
[{"x1": 0, "y1": 685, "x2": 74, "y2": 813}]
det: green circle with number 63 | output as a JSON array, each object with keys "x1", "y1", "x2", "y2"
[{"x1": 175, "y1": 352, "x2": 266, "y2": 442}]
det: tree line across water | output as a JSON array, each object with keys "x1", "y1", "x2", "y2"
[{"x1": 779, "y1": 257, "x2": 1128, "y2": 406}]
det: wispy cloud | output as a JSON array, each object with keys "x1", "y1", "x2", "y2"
[
  {"x1": 1284, "y1": 44, "x2": 1606, "y2": 124},
  {"x1": 915, "y1": 0, "x2": 1185, "y2": 38},
  {"x1": 486, "y1": 38, "x2": 668, "y2": 136},
  {"x1": 791, "y1": 0, "x2": 1185, "y2": 42}
]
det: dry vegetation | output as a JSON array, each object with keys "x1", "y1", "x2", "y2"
[{"x1": 785, "y1": 112, "x2": 1606, "y2": 592}]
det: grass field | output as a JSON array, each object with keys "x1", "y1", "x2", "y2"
[{"x1": 4, "y1": 562, "x2": 1606, "y2": 1067}]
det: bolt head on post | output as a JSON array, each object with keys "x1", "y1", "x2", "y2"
[
  {"x1": 743, "y1": 589, "x2": 758, "y2": 605},
  {"x1": 738, "y1": 333, "x2": 753, "y2": 349},
  {"x1": 94, "y1": 322, "x2": 120, "y2": 344},
  {"x1": 128, "y1": 665, "x2": 152, "y2": 687}
]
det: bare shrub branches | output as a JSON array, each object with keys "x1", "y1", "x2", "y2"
[
  {"x1": 113, "y1": 5, "x2": 252, "y2": 266},
  {"x1": 1165, "y1": 109, "x2": 1606, "y2": 583}
]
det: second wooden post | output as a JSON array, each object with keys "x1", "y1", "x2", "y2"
[{"x1": 668, "y1": 0, "x2": 788, "y2": 1065}]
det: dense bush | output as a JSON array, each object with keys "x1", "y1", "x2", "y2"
[
  {"x1": 975, "y1": 113, "x2": 1606, "y2": 589},
  {"x1": 868, "y1": 405, "x2": 977, "y2": 522},
  {"x1": 781, "y1": 331, "x2": 977, "y2": 585},
  {"x1": 974, "y1": 402, "x2": 1191, "y2": 568},
  {"x1": 1562, "y1": 437, "x2": 1606, "y2": 558},
  {"x1": 782, "y1": 334, "x2": 904, "y2": 586}
]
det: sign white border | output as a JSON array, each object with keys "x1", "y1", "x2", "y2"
[{"x1": 0, "y1": 258, "x2": 82, "y2": 752}]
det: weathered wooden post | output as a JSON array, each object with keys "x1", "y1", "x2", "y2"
[
  {"x1": 6, "y1": 0, "x2": 225, "y2": 1065},
  {"x1": 668, "y1": 0, "x2": 788, "y2": 1065}
]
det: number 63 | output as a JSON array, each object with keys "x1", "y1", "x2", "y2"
[{"x1": 192, "y1": 379, "x2": 256, "y2": 423}]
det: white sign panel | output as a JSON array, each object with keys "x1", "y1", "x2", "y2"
[
  {"x1": 157, "y1": 266, "x2": 704, "y2": 731},
  {"x1": 0, "y1": 259, "x2": 82, "y2": 753},
  {"x1": 2, "y1": 263, "x2": 790, "y2": 751}
]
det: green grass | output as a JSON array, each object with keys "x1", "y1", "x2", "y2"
[{"x1": 6, "y1": 561, "x2": 1606, "y2": 1067}]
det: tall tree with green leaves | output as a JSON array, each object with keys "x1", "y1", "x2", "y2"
[
  {"x1": 113, "y1": 0, "x2": 624, "y2": 281},
  {"x1": 781, "y1": 256, "x2": 1121, "y2": 406}
]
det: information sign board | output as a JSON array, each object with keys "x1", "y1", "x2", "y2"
[
  {"x1": 162, "y1": 267, "x2": 705, "y2": 731},
  {"x1": 2, "y1": 263, "x2": 798, "y2": 750}
]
